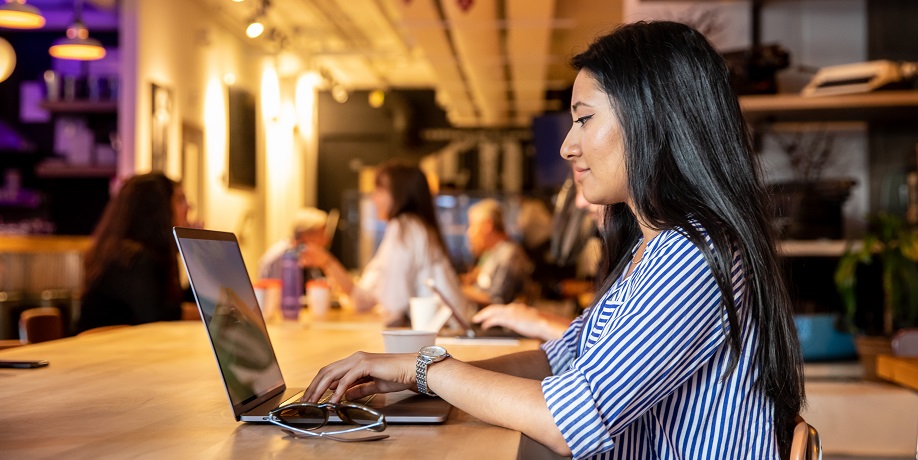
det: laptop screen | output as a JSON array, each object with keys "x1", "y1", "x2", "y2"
[{"x1": 174, "y1": 228, "x2": 285, "y2": 411}]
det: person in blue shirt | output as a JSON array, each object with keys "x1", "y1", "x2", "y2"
[{"x1": 301, "y1": 21, "x2": 805, "y2": 459}]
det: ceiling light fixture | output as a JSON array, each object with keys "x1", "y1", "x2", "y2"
[
  {"x1": 331, "y1": 84, "x2": 349, "y2": 104},
  {"x1": 368, "y1": 89, "x2": 385, "y2": 108},
  {"x1": 0, "y1": 0, "x2": 45, "y2": 29},
  {"x1": 245, "y1": 0, "x2": 268, "y2": 39},
  {"x1": 245, "y1": 18, "x2": 264, "y2": 38},
  {"x1": 49, "y1": 0, "x2": 106, "y2": 61}
]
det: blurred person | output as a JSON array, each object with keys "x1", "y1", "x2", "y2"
[
  {"x1": 77, "y1": 172, "x2": 192, "y2": 333},
  {"x1": 301, "y1": 22, "x2": 805, "y2": 459},
  {"x1": 473, "y1": 189, "x2": 603, "y2": 341},
  {"x1": 299, "y1": 160, "x2": 467, "y2": 327},
  {"x1": 258, "y1": 207, "x2": 328, "y2": 281},
  {"x1": 462, "y1": 199, "x2": 533, "y2": 306},
  {"x1": 472, "y1": 303, "x2": 570, "y2": 342}
]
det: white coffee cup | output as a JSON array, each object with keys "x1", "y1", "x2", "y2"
[
  {"x1": 307, "y1": 280, "x2": 331, "y2": 318},
  {"x1": 409, "y1": 296, "x2": 440, "y2": 331},
  {"x1": 381, "y1": 330, "x2": 436, "y2": 353}
]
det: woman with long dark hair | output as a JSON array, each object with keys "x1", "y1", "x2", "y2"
[
  {"x1": 300, "y1": 22, "x2": 805, "y2": 459},
  {"x1": 301, "y1": 160, "x2": 466, "y2": 326},
  {"x1": 76, "y1": 172, "x2": 190, "y2": 333}
]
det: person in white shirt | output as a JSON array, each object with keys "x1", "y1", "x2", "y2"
[{"x1": 299, "y1": 160, "x2": 467, "y2": 327}]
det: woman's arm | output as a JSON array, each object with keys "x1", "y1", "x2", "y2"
[
  {"x1": 302, "y1": 351, "x2": 570, "y2": 456},
  {"x1": 467, "y1": 349, "x2": 553, "y2": 380}
]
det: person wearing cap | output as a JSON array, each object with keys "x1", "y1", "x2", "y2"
[{"x1": 258, "y1": 207, "x2": 329, "y2": 281}]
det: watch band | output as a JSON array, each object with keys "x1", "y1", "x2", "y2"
[{"x1": 416, "y1": 351, "x2": 450, "y2": 397}]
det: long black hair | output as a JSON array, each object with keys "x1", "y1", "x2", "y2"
[
  {"x1": 573, "y1": 21, "x2": 804, "y2": 456},
  {"x1": 375, "y1": 159, "x2": 451, "y2": 259},
  {"x1": 84, "y1": 172, "x2": 182, "y2": 303}
]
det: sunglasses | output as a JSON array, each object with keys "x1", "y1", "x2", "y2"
[{"x1": 268, "y1": 401, "x2": 388, "y2": 442}]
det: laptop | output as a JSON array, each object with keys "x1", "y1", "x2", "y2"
[
  {"x1": 425, "y1": 279, "x2": 522, "y2": 339},
  {"x1": 173, "y1": 227, "x2": 452, "y2": 423}
]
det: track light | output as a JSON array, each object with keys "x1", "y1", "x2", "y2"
[
  {"x1": 245, "y1": 18, "x2": 264, "y2": 38},
  {"x1": 0, "y1": 0, "x2": 46, "y2": 29},
  {"x1": 331, "y1": 85, "x2": 349, "y2": 104},
  {"x1": 245, "y1": 0, "x2": 269, "y2": 39}
]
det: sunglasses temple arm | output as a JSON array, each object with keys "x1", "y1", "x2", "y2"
[{"x1": 268, "y1": 418, "x2": 384, "y2": 437}]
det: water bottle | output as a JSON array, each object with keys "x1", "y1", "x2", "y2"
[{"x1": 280, "y1": 248, "x2": 303, "y2": 321}]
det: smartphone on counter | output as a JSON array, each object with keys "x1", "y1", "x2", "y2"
[{"x1": 0, "y1": 360, "x2": 49, "y2": 369}]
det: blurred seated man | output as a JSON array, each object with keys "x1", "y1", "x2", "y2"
[
  {"x1": 258, "y1": 207, "x2": 328, "y2": 281},
  {"x1": 462, "y1": 199, "x2": 533, "y2": 307}
]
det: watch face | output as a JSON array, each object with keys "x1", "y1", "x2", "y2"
[{"x1": 420, "y1": 345, "x2": 447, "y2": 358}]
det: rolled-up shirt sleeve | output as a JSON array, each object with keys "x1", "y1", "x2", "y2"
[{"x1": 540, "y1": 238, "x2": 732, "y2": 459}]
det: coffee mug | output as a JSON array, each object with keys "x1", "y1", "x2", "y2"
[{"x1": 381, "y1": 330, "x2": 436, "y2": 353}]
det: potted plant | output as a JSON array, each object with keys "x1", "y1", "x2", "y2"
[{"x1": 835, "y1": 213, "x2": 918, "y2": 379}]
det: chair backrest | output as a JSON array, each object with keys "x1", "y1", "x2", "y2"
[
  {"x1": 892, "y1": 328, "x2": 918, "y2": 357},
  {"x1": 789, "y1": 417, "x2": 822, "y2": 460},
  {"x1": 18, "y1": 307, "x2": 63, "y2": 344}
]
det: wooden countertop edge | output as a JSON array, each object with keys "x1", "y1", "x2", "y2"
[
  {"x1": 0, "y1": 235, "x2": 92, "y2": 253},
  {"x1": 877, "y1": 354, "x2": 918, "y2": 392}
]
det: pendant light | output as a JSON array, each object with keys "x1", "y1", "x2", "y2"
[
  {"x1": 49, "y1": 0, "x2": 106, "y2": 61},
  {"x1": 0, "y1": 0, "x2": 46, "y2": 29}
]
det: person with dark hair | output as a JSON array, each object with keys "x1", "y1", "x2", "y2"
[
  {"x1": 300, "y1": 21, "x2": 805, "y2": 459},
  {"x1": 76, "y1": 172, "x2": 192, "y2": 333},
  {"x1": 300, "y1": 160, "x2": 467, "y2": 326}
]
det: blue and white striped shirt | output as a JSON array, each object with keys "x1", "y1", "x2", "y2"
[{"x1": 541, "y1": 227, "x2": 777, "y2": 459}]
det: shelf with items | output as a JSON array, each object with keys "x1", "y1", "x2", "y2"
[
  {"x1": 34, "y1": 160, "x2": 116, "y2": 179},
  {"x1": 740, "y1": 90, "x2": 918, "y2": 123},
  {"x1": 777, "y1": 239, "x2": 864, "y2": 257},
  {"x1": 39, "y1": 100, "x2": 117, "y2": 114}
]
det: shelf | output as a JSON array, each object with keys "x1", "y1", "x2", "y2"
[
  {"x1": 39, "y1": 100, "x2": 117, "y2": 114},
  {"x1": 740, "y1": 90, "x2": 918, "y2": 123},
  {"x1": 777, "y1": 239, "x2": 863, "y2": 257},
  {"x1": 35, "y1": 161, "x2": 116, "y2": 178}
]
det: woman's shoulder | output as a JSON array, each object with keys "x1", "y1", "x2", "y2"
[
  {"x1": 649, "y1": 224, "x2": 712, "y2": 258},
  {"x1": 389, "y1": 214, "x2": 428, "y2": 237}
]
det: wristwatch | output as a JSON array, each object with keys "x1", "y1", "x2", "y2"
[{"x1": 416, "y1": 345, "x2": 451, "y2": 396}]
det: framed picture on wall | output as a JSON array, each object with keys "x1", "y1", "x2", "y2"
[
  {"x1": 181, "y1": 121, "x2": 205, "y2": 222},
  {"x1": 151, "y1": 82, "x2": 173, "y2": 172}
]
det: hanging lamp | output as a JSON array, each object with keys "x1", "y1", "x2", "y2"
[
  {"x1": 49, "y1": 0, "x2": 106, "y2": 61},
  {"x1": 0, "y1": 0, "x2": 45, "y2": 29}
]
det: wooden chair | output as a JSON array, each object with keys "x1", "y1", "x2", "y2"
[
  {"x1": 789, "y1": 416, "x2": 822, "y2": 460},
  {"x1": 18, "y1": 307, "x2": 63, "y2": 344}
]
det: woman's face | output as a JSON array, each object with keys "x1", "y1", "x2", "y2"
[
  {"x1": 172, "y1": 184, "x2": 190, "y2": 227},
  {"x1": 560, "y1": 70, "x2": 629, "y2": 206},
  {"x1": 372, "y1": 174, "x2": 393, "y2": 221}
]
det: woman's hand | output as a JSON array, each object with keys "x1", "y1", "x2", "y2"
[
  {"x1": 299, "y1": 243, "x2": 332, "y2": 268},
  {"x1": 303, "y1": 352, "x2": 418, "y2": 403},
  {"x1": 473, "y1": 303, "x2": 545, "y2": 338}
]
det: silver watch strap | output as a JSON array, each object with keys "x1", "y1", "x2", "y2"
[{"x1": 416, "y1": 353, "x2": 450, "y2": 397}]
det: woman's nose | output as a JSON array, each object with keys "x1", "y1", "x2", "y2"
[{"x1": 560, "y1": 129, "x2": 579, "y2": 160}]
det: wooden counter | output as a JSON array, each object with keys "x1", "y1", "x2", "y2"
[
  {"x1": 877, "y1": 354, "x2": 918, "y2": 392},
  {"x1": 0, "y1": 321, "x2": 549, "y2": 459},
  {"x1": 0, "y1": 235, "x2": 92, "y2": 253}
]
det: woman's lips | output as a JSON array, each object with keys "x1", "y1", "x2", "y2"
[{"x1": 573, "y1": 167, "x2": 590, "y2": 182}]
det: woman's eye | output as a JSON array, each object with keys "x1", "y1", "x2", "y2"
[{"x1": 574, "y1": 115, "x2": 593, "y2": 126}]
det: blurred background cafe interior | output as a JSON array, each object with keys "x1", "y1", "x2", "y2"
[{"x1": 1, "y1": 0, "x2": 918, "y2": 458}]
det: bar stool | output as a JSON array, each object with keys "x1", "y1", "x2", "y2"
[{"x1": 18, "y1": 307, "x2": 63, "y2": 344}]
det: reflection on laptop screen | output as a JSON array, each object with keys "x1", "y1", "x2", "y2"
[{"x1": 176, "y1": 233, "x2": 284, "y2": 409}]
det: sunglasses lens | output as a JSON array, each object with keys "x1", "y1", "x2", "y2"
[
  {"x1": 276, "y1": 406, "x2": 326, "y2": 429},
  {"x1": 339, "y1": 406, "x2": 384, "y2": 430}
]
